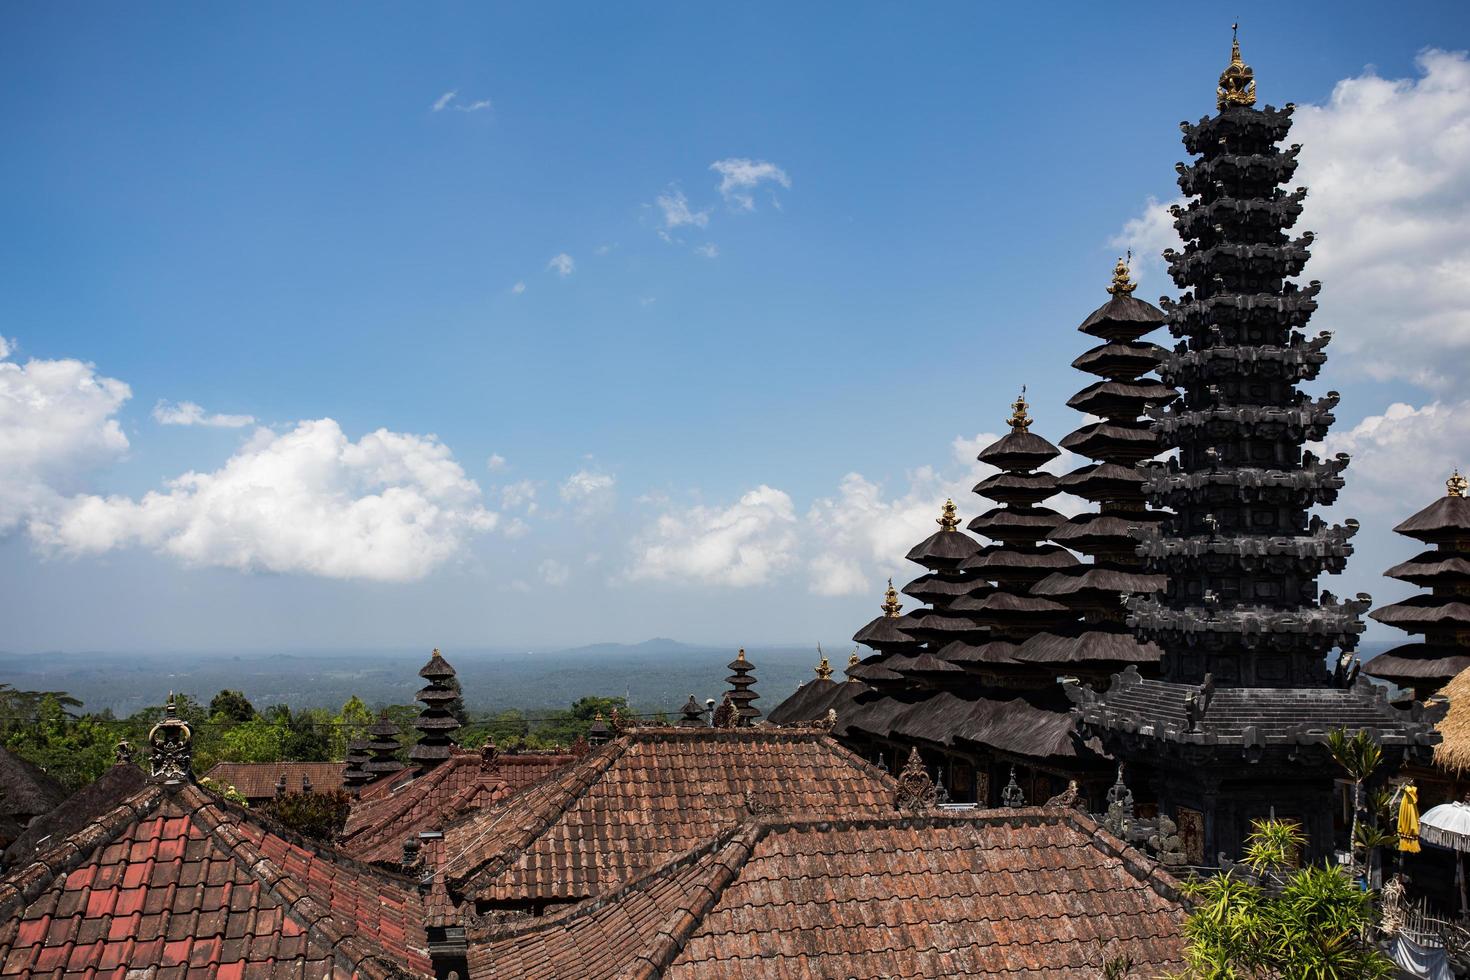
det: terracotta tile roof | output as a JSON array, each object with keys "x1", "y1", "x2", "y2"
[
  {"x1": 468, "y1": 808, "x2": 1187, "y2": 979},
  {"x1": 343, "y1": 753, "x2": 498, "y2": 864},
  {"x1": 440, "y1": 728, "x2": 897, "y2": 905},
  {"x1": 202, "y1": 761, "x2": 347, "y2": 801},
  {"x1": 0, "y1": 781, "x2": 433, "y2": 979}
]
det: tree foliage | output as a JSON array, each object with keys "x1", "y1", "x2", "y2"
[
  {"x1": 260, "y1": 790, "x2": 352, "y2": 842},
  {"x1": 208, "y1": 689, "x2": 256, "y2": 723},
  {"x1": 1175, "y1": 819, "x2": 1393, "y2": 979}
]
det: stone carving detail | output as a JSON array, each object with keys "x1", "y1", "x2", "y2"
[
  {"x1": 148, "y1": 694, "x2": 193, "y2": 785},
  {"x1": 895, "y1": 749, "x2": 937, "y2": 812},
  {"x1": 1001, "y1": 767, "x2": 1026, "y2": 809}
]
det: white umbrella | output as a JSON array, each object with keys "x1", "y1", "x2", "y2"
[{"x1": 1420, "y1": 799, "x2": 1470, "y2": 915}]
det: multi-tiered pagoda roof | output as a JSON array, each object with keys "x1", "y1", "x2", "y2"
[
  {"x1": 410, "y1": 648, "x2": 463, "y2": 769},
  {"x1": 1020, "y1": 261, "x2": 1172, "y2": 672},
  {"x1": 1367, "y1": 471, "x2": 1470, "y2": 699},
  {"x1": 1070, "y1": 33, "x2": 1438, "y2": 861}
]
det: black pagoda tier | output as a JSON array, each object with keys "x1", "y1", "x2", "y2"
[
  {"x1": 1073, "y1": 35, "x2": 1438, "y2": 864},
  {"x1": 724, "y1": 648, "x2": 761, "y2": 725},
  {"x1": 1366, "y1": 471, "x2": 1470, "y2": 699},
  {"x1": 363, "y1": 712, "x2": 402, "y2": 778},
  {"x1": 1025, "y1": 260, "x2": 1173, "y2": 675},
  {"x1": 410, "y1": 648, "x2": 463, "y2": 769}
]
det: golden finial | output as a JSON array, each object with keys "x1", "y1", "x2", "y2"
[
  {"x1": 737, "y1": 647, "x2": 746, "y2": 662},
  {"x1": 937, "y1": 498, "x2": 961, "y2": 532},
  {"x1": 814, "y1": 645, "x2": 833, "y2": 681},
  {"x1": 1217, "y1": 23, "x2": 1256, "y2": 110},
  {"x1": 881, "y1": 577, "x2": 903, "y2": 618},
  {"x1": 431, "y1": 647, "x2": 441, "y2": 658},
  {"x1": 1007, "y1": 387, "x2": 1032, "y2": 432},
  {"x1": 848, "y1": 647, "x2": 860, "y2": 668},
  {"x1": 1449, "y1": 469, "x2": 1468, "y2": 498},
  {"x1": 1106, "y1": 252, "x2": 1136, "y2": 296}
]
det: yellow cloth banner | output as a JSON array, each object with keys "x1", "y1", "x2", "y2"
[{"x1": 1398, "y1": 784, "x2": 1421, "y2": 854}]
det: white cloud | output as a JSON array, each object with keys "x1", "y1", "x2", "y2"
[
  {"x1": 152, "y1": 400, "x2": 254, "y2": 429},
  {"x1": 547, "y1": 253, "x2": 575, "y2": 277},
  {"x1": 559, "y1": 469, "x2": 616, "y2": 514},
  {"x1": 655, "y1": 188, "x2": 710, "y2": 231},
  {"x1": 594, "y1": 244, "x2": 615, "y2": 256},
  {"x1": 499, "y1": 479, "x2": 538, "y2": 513},
  {"x1": 0, "y1": 344, "x2": 131, "y2": 535},
  {"x1": 1324, "y1": 400, "x2": 1470, "y2": 515},
  {"x1": 710, "y1": 158, "x2": 790, "y2": 210},
  {"x1": 0, "y1": 336, "x2": 12, "y2": 360},
  {"x1": 503, "y1": 517, "x2": 530, "y2": 539},
  {"x1": 629, "y1": 485, "x2": 798, "y2": 587},
  {"x1": 539, "y1": 559, "x2": 570, "y2": 586},
  {"x1": 511, "y1": 282, "x2": 526, "y2": 295},
  {"x1": 486, "y1": 453, "x2": 507, "y2": 471},
  {"x1": 432, "y1": 91, "x2": 491, "y2": 113},
  {"x1": 1114, "y1": 49, "x2": 1470, "y2": 389},
  {"x1": 694, "y1": 243, "x2": 719, "y2": 259},
  {"x1": 33, "y1": 419, "x2": 497, "y2": 582}
]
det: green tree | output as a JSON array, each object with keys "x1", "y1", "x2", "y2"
[
  {"x1": 332, "y1": 696, "x2": 375, "y2": 760},
  {"x1": 217, "y1": 718, "x2": 287, "y2": 763},
  {"x1": 261, "y1": 790, "x2": 353, "y2": 842},
  {"x1": 1325, "y1": 728, "x2": 1384, "y2": 874},
  {"x1": 209, "y1": 689, "x2": 256, "y2": 723},
  {"x1": 1175, "y1": 819, "x2": 1393, "y2": 979}
]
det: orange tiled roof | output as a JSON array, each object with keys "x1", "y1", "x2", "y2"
[
  {"x1": 0, "y1": 782, "x2": 433, "y2": 979},
  {"x1": 203, "y1": 761, "x2": 347, "y2": 800},
  {"x1": 468, "y1": 807, "x2": 1187, "y2": 979},
  {"x1": 439, "y1": 728, "x2": 897, "y2": 905}
]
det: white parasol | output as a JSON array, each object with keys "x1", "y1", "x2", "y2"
[{"x1": 1419, "y1": 798, "x2": 1470, "y2": 915}]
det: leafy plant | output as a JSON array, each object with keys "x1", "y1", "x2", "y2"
[
  {"x1": 261, "y1": 790, "x2": 352, "y2": 842},
  {"x1": 1174, "y1": 818, "x2": 1394, "y2": 979}
]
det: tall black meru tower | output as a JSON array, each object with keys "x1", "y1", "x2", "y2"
[{"x1": 1069, "y1": 33, "x2": 1439, "y2": 864}]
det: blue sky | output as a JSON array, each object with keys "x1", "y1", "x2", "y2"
[{"x1": 3, "y1": 2, "x2": 1469, "y2": 654}]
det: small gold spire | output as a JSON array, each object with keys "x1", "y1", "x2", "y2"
[
  {"x1": 1449, "y1": 469, "x2": 1468, "y2": 498},
  {"x1": 736, "y1": 647, "x2": 746, "y2": 662},
  {"x1": 848, "y1": 647, "x2": 860, "y2": 668},
  {"x1": 937, "y1": 498, "x2": 961, "y2": 532},
  {"x1": 431, "y1": 647, "x2": 441, "y2": 658},
  {"x1": 881, "y1": 577, "x2": 903, "y2": 618},
  {"x1": 814, "y1": 645, "x2": 833, "y2": 681},
  {"x1": 1106, "y1": 253, "x2": 1136, "y2": 296},
  {"x1": 1007, "y1": 387, "x2": 1032, "y2": 432},
  {"x1": 1217, "y1": 23, "x2": 1257, "y2": 110}
]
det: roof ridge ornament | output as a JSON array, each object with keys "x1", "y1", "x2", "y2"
[
  {"x1": 1448, "y1": 468, "x2": 1467, "y2": 499},
  {"x1": 847, "y1": 647, "x2": 861, "y2": 668},
  {"x1": 1217, "y1": 23, "x2": 1256, "y2": 110},
  {"x1": 1007, "y1": 387, "x2": 1032, "y2": 432},
  {"x1": 1106, "y1": 252, "x2": 1136, "y2": 296},
  {"x1": 895, "y1": 747, "x2": 938, "y2": 812},
  {"x1": 881, "y1": 578, "x2": 903, "y2": 618},
  {"x1": 937, "y1": 498, "x2": 961, "y2": 532},
  {"x1": 814, "y1": 645, "x2": 834, "y2": 681},
  {"x1": 148, "y1": 692, "x2": 193, "y2": 785}
]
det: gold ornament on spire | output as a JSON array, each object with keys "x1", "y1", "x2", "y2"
[
  {"x1": 881, "y1": 577, "x2": 903, "y2": 618},
  {"x1": 1007, "y1": 387, "x2": 1032, "y2": 432},
  {"x1": 1217, "y1": 24, "x2": 1256, "y2": 110},
  {"x1": 431, "y1": 647, "x2": 441, "y2": 658},
  {"x1": 1106, "y1": 253, "x2": 1136, "y2": 296},
  {"x1": 814, "y1": 645, "x2": 833, "y2": 681},
  {"x1": 736, "y1": 647, "x2": 746, "y2": 662},
  {"x1": 848, "y1": 647, "x2": 860, "y2": 668},
  {"x1": 937, "y1": 498, "x2": 961, "y2": 532},
  {"x1": 1449, "y1": 469, "x2": 1468, "y2": 499}
]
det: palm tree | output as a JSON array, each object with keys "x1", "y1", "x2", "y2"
[{"x1": 1326, "y1": 728, "x2": 1384, "y2": 873}]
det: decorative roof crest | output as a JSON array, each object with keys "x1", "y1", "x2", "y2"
[
  {"x1": 814, "y1": 645, "x2": 834, "y2": 681},
  {"x1": 1001, "y1": 766, "x2": 1026, "y2": 808},
  {"x1": 1217, "y1": 24, "x2": 1257, "y2": 110},
  {"x1": 1007, "y1": 387, "x2": 1032, "y2": 432},
  {"x1": 881, "y1": 577, "x2": 903, "y2": 618},
  {"x1": 847, "y1": 647, "x2": 861, "y2": 668},
  {"x1": 148, "y1": 692, "x2": 193, "y2": 785},
  {"x1": 1106, "y1": 252, "x2": 1136, "y2": 296},
  {"x1": 895, "y1": 747, "x2": 938, "y2": 812},
  {"x1": 1449, "y1": 468, "x2": 1467, "y2": 499},
  {"x1": 937, "y1": 498, "x2": 961, "y2": 532}
]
